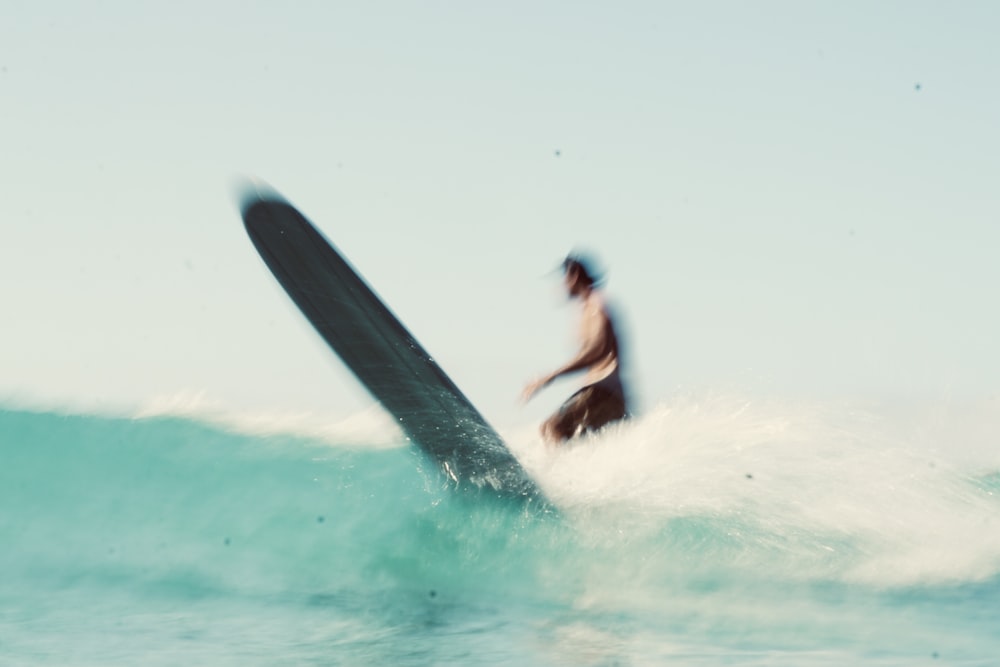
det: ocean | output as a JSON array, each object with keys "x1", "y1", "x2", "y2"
[{"x1": 2, "y1": 394, "x2": 998, "y2": 666}]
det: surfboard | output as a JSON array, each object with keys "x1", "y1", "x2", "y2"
[{"x1": 240, "y1": 186, "x2": 543, "y2": 503}]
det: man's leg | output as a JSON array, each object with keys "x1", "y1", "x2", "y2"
[
  {"x1": 541, "y1": 386, "x2": 626, "y2": 443},
  {"x1": 541, "y1": 388, "x2": 592, "y2": 444}
]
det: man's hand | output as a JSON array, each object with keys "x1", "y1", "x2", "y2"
[{"x1": 521, "y1": 375, "x2": 552, "y2": 403}]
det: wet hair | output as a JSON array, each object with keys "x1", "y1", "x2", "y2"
[{"x1": 561, "y1": 254, "x2": 603, "y2": 287}]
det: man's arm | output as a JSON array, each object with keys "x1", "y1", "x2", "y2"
[{"x1": 522, "y1": 307, "x2": 615, "y2": 402}]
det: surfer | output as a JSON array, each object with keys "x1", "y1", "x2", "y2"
[{"x1": 522, "y1": 254, "x2": 629, "y2": 443}]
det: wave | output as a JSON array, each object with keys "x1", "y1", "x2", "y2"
[{"x1": 3, "y1": 392, "x2": 999, "y2": 598}]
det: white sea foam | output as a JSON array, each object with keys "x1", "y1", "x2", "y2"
[
  {"x1": 134, "y1": 390, "x2": 405, "y2": 449},
  {"x1": 509, "y1": 391, "x2": 1000, "y2": 586}
]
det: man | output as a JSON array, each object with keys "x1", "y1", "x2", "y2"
[{"x1": 522, "y1": 254, "x2": 629, "y2": 443}]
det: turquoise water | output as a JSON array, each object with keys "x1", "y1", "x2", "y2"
[{"x1": 2, "y1": 398, "x2": 999, "y2": 666}]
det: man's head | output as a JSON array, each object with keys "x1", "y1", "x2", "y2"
[{"x1": 561, "y1": 254, "x2": 602, "y2": 297}]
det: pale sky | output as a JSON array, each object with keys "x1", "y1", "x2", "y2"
[{"x1": 2, "y1": 1, "x2": 998, "y2": 427}]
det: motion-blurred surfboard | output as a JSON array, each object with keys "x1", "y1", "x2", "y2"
[{"x1": 240, "y1": 185, "x2": 543, "y2": 503}]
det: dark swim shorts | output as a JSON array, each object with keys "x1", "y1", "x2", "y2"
[{"x1": 552, "y1": 383, "x2": 628, "y2": 438}]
